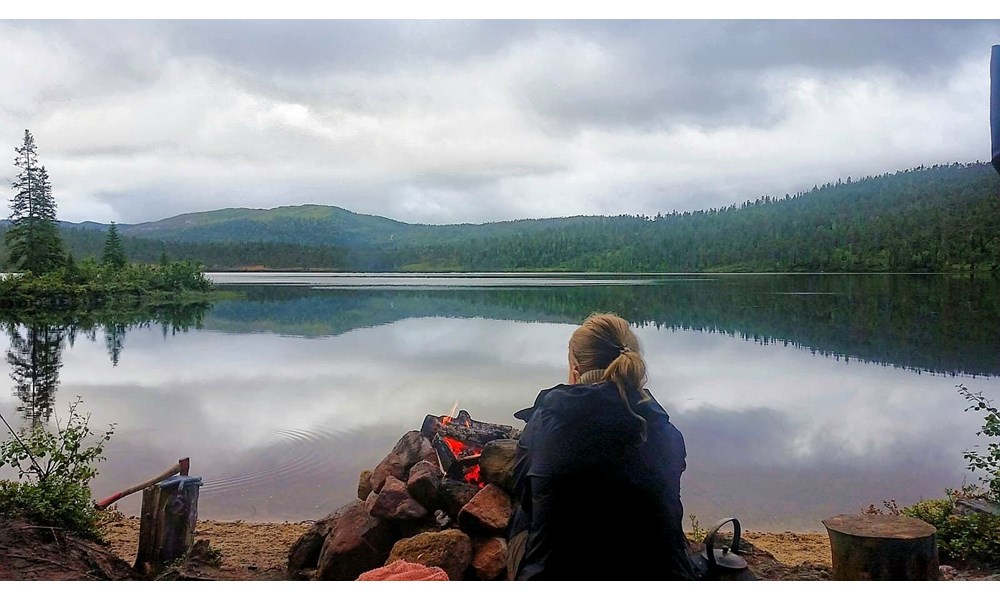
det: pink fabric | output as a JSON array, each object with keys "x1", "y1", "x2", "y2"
[{"x1": 356, "y1": 560, "x2": 450, "y2": 581}]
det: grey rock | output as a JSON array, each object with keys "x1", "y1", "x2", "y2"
[
  {"x1": 458, "y1": 484, "x2": 512, "y2": 535},
  {"x1": 387, "y1": 529, "x2": 473, "y2": 581},
  {"x1": 315, "y1": 501, "x2": 395, "y2": 581},
  {"x1": 287, "y1": 506, "x2": 344, "y2": 573},
  {"x1": 479, "y1": 439, "x2": 518, "y2": 494},
  {"x1": 369, "y1": 476, "x2": 429, "y2": 521}
]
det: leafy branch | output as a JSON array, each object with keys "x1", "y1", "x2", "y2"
[{"x1": 958, "y1": 384, "x2": 1000, "y2": 502}]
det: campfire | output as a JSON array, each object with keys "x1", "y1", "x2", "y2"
[
  {"x1": 420, "y1": 409, "x2": 518, "y2": 488},
  {"x1": 288, "y1": 408, "x2": 522, "y2": 581}
]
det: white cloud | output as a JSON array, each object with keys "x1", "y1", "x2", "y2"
[{"x1": 0, "y1": 21, "x2": 993, "y2": 224}]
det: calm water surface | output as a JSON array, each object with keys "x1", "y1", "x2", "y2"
[{"x1": 1, "y1": 273, "x2": 998, "y2": 532}]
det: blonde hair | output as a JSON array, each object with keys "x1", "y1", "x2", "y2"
[{"x1": 568, "y1": 312, "x2": 649, "y2": 439}]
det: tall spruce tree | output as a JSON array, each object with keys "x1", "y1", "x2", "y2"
[
  {"x1": 101, "y1": 221, "x2": 127, "y2": 269},
  {"x1": 5, "y1": 129, "x2": 66, "y2": 274}
]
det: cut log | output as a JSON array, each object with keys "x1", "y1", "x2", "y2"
[
  {"x1": 822, "y1": 514, "x2": 939, "y2": 580},
  {"x1": 133, "y1": 475, "x2": 203, "y2": 576}
]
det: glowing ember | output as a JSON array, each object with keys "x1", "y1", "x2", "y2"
[
  {"x1": 444, "y1": 436, "x2": 466, "y2": 456},
  {"x1": 463, "y1": 465, "x2": 484, "y2": 488}
]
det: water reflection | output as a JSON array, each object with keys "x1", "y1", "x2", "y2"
[
  {"x1": 206, "y1": 274, "x2": 1000, "y2": 377},
  {"x1": 4, "y1": 322, "x2": 64, "y2": 427},
  {"x1": 48, "y1": 316, "x2": 997, "y2": 531},
  {"x1": 0, "y1": 303, "x2": 209, "y2": 426},
  {"x1": 1, "y1": 274, "x2": 998, "y2": 532}
]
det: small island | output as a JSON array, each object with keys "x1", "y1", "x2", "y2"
[{"x1": 0, "y1": 130, "x2": 213, "y2": 312}]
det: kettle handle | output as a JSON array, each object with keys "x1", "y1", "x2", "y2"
[{"x1": 702, "y1": 517, "x2": 743, "y2": 570}]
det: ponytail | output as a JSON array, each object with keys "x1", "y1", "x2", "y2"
[{"x1": 569, "y1": 313, "x2": 650, "y2": 441}]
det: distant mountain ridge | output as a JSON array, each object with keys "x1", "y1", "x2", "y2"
[
  {"x1": 110, "y1": 204, "x2": 606, "y2": 249},
  {"x1": 41, "y1": 161, "x2": 1000, "y2": 272}
]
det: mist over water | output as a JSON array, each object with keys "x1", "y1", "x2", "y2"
[{"x1": 1, "y1": 273, "x2": 996, "y2": 532}]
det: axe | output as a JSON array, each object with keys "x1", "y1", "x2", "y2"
[{"x1": 95, "y1": 457, "x2": 190, "y2": 510}]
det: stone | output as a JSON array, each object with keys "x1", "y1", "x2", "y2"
[
  {"x1": 371, "y1": 431, "x2": 435, "y2": 493},
  {"x1": 939, "y1": 565, "x2": 959, "y2": 581},
  {"x1": 370, "y1": 459, "x2": 405, "y2": 495},
  {"x1": 954, "y1": 498, "x2": 1000, "y2": 517},
  {"x1": 370, "y1": 476, "x2": 429, "y2": 521},
  {"x1": 439, "y1": 479, "x2": 480, "y2": 520},
  {"x1": 315, "y1": 501, "x2": 396, "y2": 581},
  {"x1": 458, "y1": 484, "x2": 512, "y2": 535},
  {"x1": 418, "y1": 441, "x2": 440, "y2": 469},
  {"x1": 479, "y1": 439, "x2": 518, "y2": 494},
  {"x1": 358, "y1": 469, "x2": 374, "y2": 500},
  {"x1": 387, "y1": 529, "x2": 473, "y2": 581},
  {"x1": 364, "y1": 491, "x2": 377, "y2": 513},
  {"x1": 470, "y1": 537, "x2": 507, "y2": 581},
  {"x1": 407, "y1": 460, "x2": 442, "y2": 509},
  {"x1": 287, "y1": 506, "x2": 344, "y2": 573}
]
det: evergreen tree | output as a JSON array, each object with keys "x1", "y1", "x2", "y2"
[
  {"x1": 101, "y1": 221, "x2": 127, "y2": 269},
  {"x1": 4, "y1": 130, "x2": 66, "y2": 274}
]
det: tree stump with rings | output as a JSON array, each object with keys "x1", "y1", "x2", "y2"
[{"x1": 822, "y1": 513, "x2": 938, "y2": 580}]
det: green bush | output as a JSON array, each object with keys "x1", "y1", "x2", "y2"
[
  {"x1": 959, "y1": 384, "x2": 1000, "y2": 503},
  {"x1": 0, "y1": 399, "x2": 115, "y2": 540},
  {"x1": 902, "y1": 491, "x2": 1000, "y2": 567}
]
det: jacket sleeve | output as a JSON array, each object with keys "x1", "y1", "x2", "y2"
[{"x1": 510, "y1": 406, "x2": 561, "y2": 580}]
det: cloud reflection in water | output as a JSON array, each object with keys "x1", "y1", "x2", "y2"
[{"x1": 1, "y1": 316, "x2": 994, "y2": 531}]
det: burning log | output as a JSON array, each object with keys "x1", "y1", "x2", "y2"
[
  {"x1": 420, "y1": 410, "x2": 517, "y2": 487},
  {"x1": 420, "y1": 410, "x2": 518, "y2": 443}
]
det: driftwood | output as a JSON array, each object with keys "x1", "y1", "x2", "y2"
[{"x1": 822, "y1": 514, "x2": 939, "y2": 580}]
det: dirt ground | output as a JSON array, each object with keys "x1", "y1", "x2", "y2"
[
  {"x1": 5, "y1": 514, "x2": 995, "y2": 581},
  {"x1": 98, "y1": 515, "x2": 836, "y2": 581},
  {"x1": 99, "y1": 515, "x2": 309, "y2": 580}
]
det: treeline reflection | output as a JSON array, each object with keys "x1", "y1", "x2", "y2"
[
  {"x1": 2, "y1": 303, "x2": 209, "y2": 425},
  {"x1": 205, "y1": 274, "x2": 999, "y2": 377}
]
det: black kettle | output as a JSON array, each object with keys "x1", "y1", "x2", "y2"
[{"x1": 690, "y1": 517, "x2": 756, "y2": 581}]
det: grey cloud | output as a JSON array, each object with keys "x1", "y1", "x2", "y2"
[
  {"x1": 3, "y1": 19, "x2": 996, "y2": 225},
  {"x1": 16, "y1": 21, "x2": 169, "y2": 102},
  {"x1": 513, "y1": 20, "x2": 1000, "y2": 131},
  {"x1": 159, "y1": 20, "x2": 539, "y2": 75}
]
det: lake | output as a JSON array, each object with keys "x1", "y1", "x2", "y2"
[{"x1": 1, "y1": 272, "x2": 998, "y2": 532}]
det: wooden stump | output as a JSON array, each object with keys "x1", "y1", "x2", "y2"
[
  {"x1": 822, "y1": 514, "x2": 938, "y2": 580},
  {"x1": 134, "y1": 476, "x2": 203, "y2": 576}
]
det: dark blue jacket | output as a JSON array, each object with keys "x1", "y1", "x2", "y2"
[{"x1": 508, "y1": 382, "x2": 696, "y2": 580}]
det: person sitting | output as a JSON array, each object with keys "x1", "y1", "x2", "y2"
[{"x1": 507, "y1": 312, "x2": 696, "y2": 580}]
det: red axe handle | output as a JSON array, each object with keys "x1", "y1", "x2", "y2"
[{"x1": 95, "y1": 457, "x2": 190, "y2": 510}]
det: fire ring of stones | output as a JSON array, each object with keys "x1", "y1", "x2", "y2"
[{"x1": 287, "y1": 411, "x2": 520, "y2": 581}]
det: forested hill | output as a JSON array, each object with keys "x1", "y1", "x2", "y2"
[
  {"x1": 41, "y1": 161, "x2": 1000, "y2": 272},
  {"x1": 119, "y1": 205, "x2": 605, "y2": 249}
]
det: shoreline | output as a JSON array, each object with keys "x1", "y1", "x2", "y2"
[{"x1": 98, "y1": 516, "x2": 836, "y2": 580}]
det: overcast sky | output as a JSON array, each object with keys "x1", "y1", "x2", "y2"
[{"x1": 1, "y1": 19, "x2": 998, "y2": 225}]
